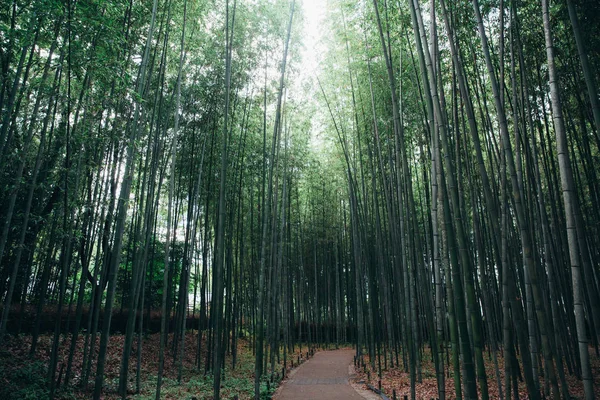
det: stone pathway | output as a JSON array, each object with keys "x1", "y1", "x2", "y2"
[{"x1": 274, "y1": 349, "x2": 371, "y2": 399}]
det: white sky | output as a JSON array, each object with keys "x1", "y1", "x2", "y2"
[
  {"x1": 298, "y1": 0, "x2": 327, "y2": 77},
  {"x1": 297, "y1": 0, "x2": 328, "y2": 152}
]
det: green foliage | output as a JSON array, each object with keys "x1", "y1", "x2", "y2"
[
  {"x1": 116, "y1": 237, "x2": 185, "y2": 311},
  {"x1": 0, "y1": 356, "x2": 50, "y2": 400}
]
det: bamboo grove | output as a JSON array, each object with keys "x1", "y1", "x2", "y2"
[{"x1": 0, "y1": 0, "x2": 598, "y2": 399}]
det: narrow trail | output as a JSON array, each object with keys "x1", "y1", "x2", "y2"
[{"x1": 274, "y1": 349, "x2": 370, "y2": 399}]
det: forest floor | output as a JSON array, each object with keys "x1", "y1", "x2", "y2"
[
  {"x1": 352, "y1": 347, "x2": 600, "y2": 399},
  {"x1": 0, "y1": 332, "x2": 307, "y2": 400},
  {"x1": 4, "y1": 332, "x2": 600, "y2": 399}
]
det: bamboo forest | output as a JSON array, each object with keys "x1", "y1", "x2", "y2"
[{"x1": 1, "y1": 0, "x2": 599, "y2": 398}]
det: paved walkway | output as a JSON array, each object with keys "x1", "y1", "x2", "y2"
[{"x1": 274, "y1": 349, "x2": 367, "y2": 399}]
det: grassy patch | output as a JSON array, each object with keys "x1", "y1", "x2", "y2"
[{"x1": 0, "y1": 351, "x2": 52, "y2": 400}]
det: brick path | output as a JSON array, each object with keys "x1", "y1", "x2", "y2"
[{"x1": 274, "y1": 349, "x2": 366, "y2": 399}]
